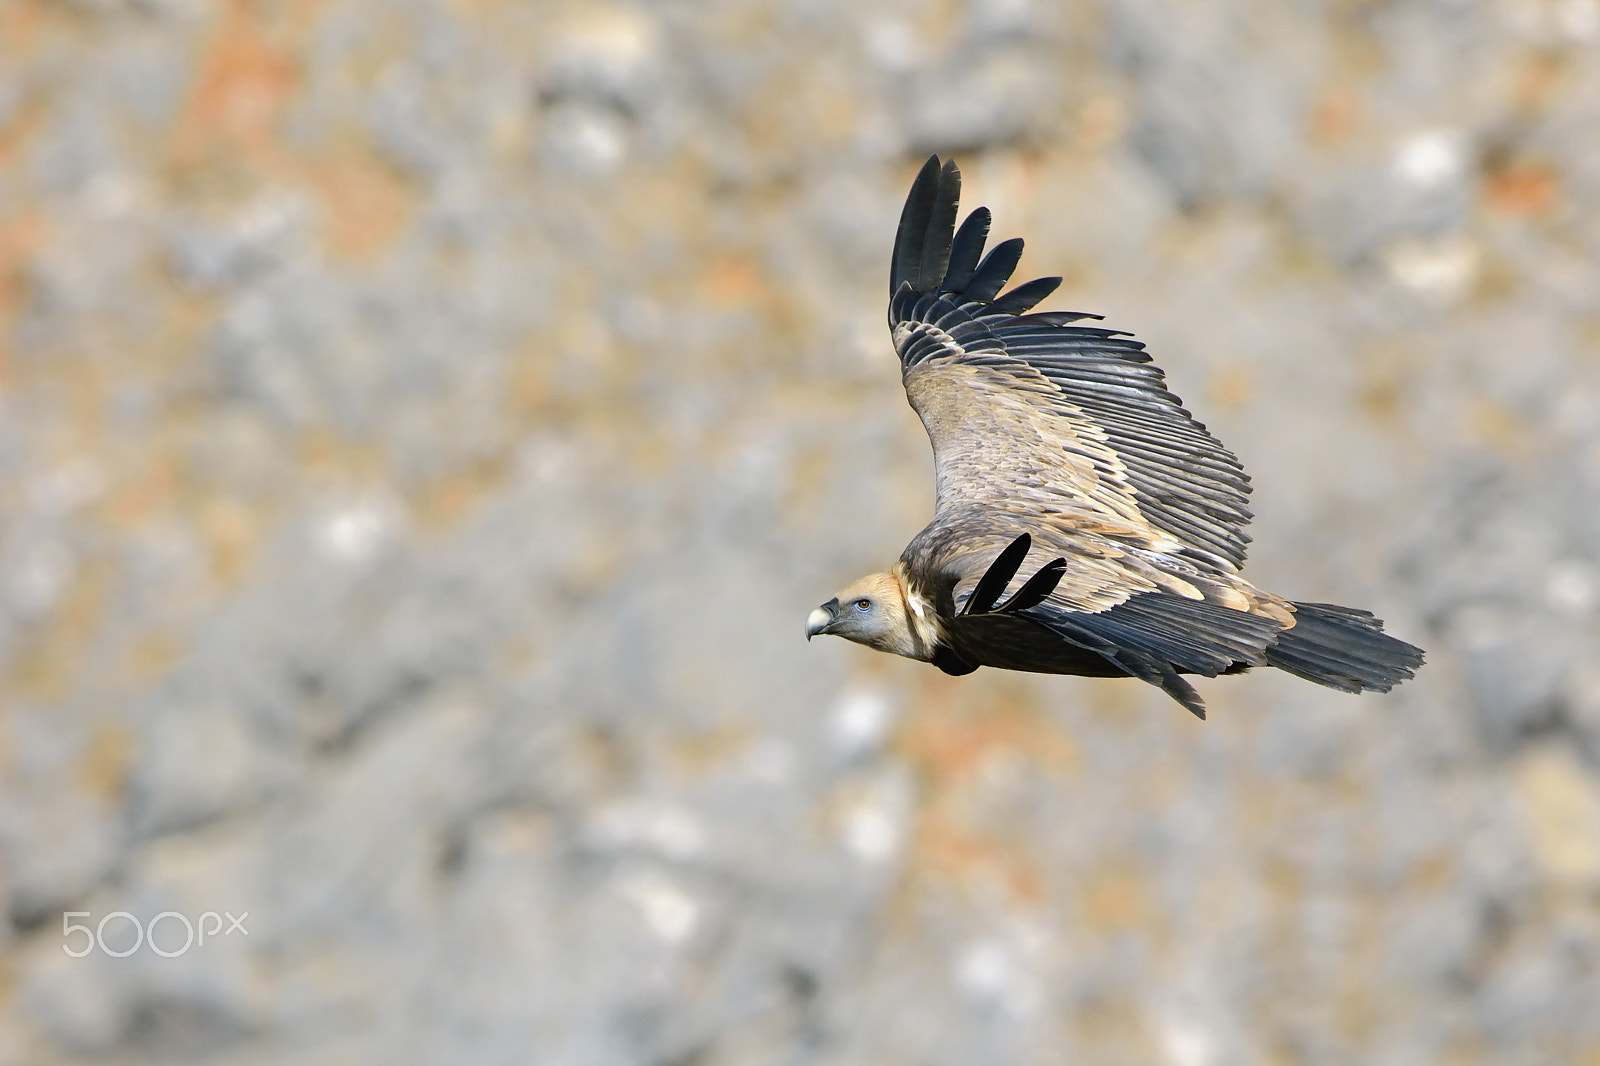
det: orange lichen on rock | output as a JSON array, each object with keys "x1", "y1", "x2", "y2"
[
  {"x1": 171, "y1": 0, "x2": 306, "y2": 166},
  {"x1": 1485, "y1": 164, "x2": 1559, "y2": 217},
  {"x1": 1310, "y1": 86, "x2": 1359, "y2": 145},
  {"x1": 169, "y1": 0, "x2": 415, "y2": 260},
  {"x1": 304, "y1": 141, "x2": 416, "y2": 262},
  {"x1": 0, "y1": 212, "x2": 45, "y2": 374}
]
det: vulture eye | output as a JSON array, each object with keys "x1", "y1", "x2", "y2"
[{"x1": 855, "y1": 598, "x2": 871, "y2": 612}]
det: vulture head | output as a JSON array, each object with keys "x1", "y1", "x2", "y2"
[{"x1": 805, "y1": 572, "x2": 928, "y2": 660}]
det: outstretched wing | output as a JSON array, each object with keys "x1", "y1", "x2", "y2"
[
  {"x1": 890, "y1": 156, "x2": 1254, "y2": 579},
  {"x1": 889, "y1": 157, "x2": 1280, "y2": 716}
]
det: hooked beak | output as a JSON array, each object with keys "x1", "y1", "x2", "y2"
[{"x1": 806, "y1": 598, "x2": 839, "y2": 641}]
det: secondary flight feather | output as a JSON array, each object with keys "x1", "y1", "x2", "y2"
[{"x1": 806, "y1": 156, "x2": 1423, "y2": 718}]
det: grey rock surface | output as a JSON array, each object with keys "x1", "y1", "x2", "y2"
[{"x1": 2, "y1": 0, "x2": 1599, "y2": 1062}]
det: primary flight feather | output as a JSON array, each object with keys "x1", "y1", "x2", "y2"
[{"x1": 806, "y1": 156, "x2": 1423, "y2": 718}]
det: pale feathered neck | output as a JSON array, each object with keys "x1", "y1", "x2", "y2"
[{"x1": 892, "y1": 561, "x2": 944, "y2": 659}]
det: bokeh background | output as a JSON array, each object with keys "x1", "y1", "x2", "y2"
[{"x1": 2, "y1": 0, "x2": 1600, "y2": 1062}]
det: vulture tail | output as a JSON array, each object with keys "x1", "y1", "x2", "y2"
[{"x1": 1266, "y1": 602, "x2": 1424, "y2": 694}]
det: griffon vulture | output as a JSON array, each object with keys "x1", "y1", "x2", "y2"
[{"x1": 806, "y1": 156, "x2": 1423, "y2": 718}]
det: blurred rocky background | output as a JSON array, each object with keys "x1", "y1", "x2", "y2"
[{"x1": 1, "y1": 0, "x2": 1599, "y2": 1061}]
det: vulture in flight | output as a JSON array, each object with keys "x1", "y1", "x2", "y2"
[{"x1": 806, "y1": 156, "x2": 1423, "y2": 718}]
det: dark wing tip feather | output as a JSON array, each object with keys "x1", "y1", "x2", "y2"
[
  {"x1": 963, "y1": 533, "x2": 1032, "y2": 616},
  {"x1": 916, "y1": 159, "x2": 962, "y2": 292},
  {"x1": 963, "y1": 238, "x2": 1026, "y2": 304},
  {"x1": 997, "y1": 558, "x2": 1067, "y2": 614},
  {"x1": 892, "y1": 155, "x2": 945, "y2": 298},
  {"x1": 943, "y1": 207, "x2": 992, "y2": 294},
  {"x1": 1023, "y1": 310, "x2": 1103, "y2": 326},
  {"x1": 992, "y1": 277, "x2": 1063, "y2": 315}
]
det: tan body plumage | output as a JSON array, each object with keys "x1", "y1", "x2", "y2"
[{"x1": 807, "y1": 157, "x2": 1422, "y2": 718}]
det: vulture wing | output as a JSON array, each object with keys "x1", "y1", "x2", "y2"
[{"x1": 889, "y1": 157, "x2": 1282, "y2": 715}]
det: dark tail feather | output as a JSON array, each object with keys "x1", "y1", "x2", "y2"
[{"x1": 1267, "y1": 602, "x2": 1424, "y2": 694}]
